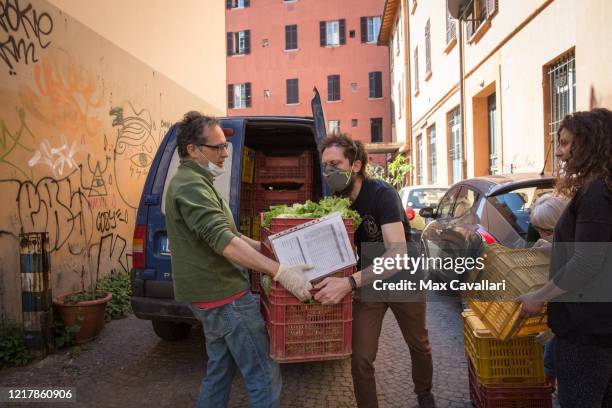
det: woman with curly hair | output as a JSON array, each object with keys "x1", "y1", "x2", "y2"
[{"x1": 519, "y1": 108, "x2": 612, "y2": 407}]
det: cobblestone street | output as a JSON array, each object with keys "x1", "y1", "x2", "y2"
[{"x1": 0, "y1": 299, "x2": 476, "y2": 408}]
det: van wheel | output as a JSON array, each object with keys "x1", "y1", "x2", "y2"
[{"x1": 152, "y1": 320, "x2": 192, "y2": 341}]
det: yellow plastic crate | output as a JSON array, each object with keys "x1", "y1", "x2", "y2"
[
  {"x1": 251, "y1": 216, "x2": 261, "y2": 241},
  {"x1": 242, "y1": 146, "x2": 255, "y2": 184},
  {"x1": 463, "y1": 310, "x2": 545, "y2": 385},
  {"x1": 240, "y1": 217, "x2": 252, "y2": 237},
  {"x1": 461, "y1": 243, "x2": 549, "y2": 341},
  {"x1": 469, "y1": 300, "x2": 548, "y2": 342}
]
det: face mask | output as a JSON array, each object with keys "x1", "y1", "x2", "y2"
[
  {"x1": 197, "y1": 147, "x2": 225, "y2": 177},
  {"x1": 324, "y1": 164, "x2": 354, "y2": 196}
]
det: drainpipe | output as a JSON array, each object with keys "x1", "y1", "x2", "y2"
[
  {"x1": 458, "y1": 17, "x2": 467, "y2": 180},
  {"x1": 403, "y1": 0, "x2": 413, "y2": 185}
]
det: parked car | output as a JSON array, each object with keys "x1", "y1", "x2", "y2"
[
  {"x1": 131, "y1": 92, "x2": 331, "y2": 340},
  {"x1": 398, "y1": 185, "x2": 448, "y2": 236},
  {"x1": 419, "y1": 174, "x2": 555, "y2": 284}
]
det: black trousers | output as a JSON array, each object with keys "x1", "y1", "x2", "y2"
[{"x1": 555, "y1": 337, "x2": 612, "y2": 408}]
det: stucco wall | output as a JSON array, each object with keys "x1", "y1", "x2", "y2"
[
  {"x1": 408, "y1": 0, "x2": 611, "y2": 185},
  {"x1": 46, "y1": 0, "x2": 227, "y2": 111},
  {"x1": 0, "y1": 0, "x2": 224, "y2": 321}
]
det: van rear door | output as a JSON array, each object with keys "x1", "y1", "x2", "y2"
[
  {"x1": 219, "y1": 118, "x2": 245, "y2": 225},
  {"x1": 311, "y1": 88, "x2": 330, "y2": 197}
]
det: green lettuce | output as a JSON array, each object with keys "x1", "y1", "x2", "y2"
[{"x1": 262, "y1": 196, "x2": 362, "y2": 229}]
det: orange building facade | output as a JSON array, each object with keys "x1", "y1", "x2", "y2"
[{"x1": 226, "y1": 0, "x2": 393, "y2": 166}]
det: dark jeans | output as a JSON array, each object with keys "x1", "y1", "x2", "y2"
[
  {"x1": 555, "y1": 337, "x2": 612, "y2": 408},
  {"x1": 189, "y1": 292, "x2": 281, "y2": 408},
  {"x1": 544, "y1": 338, "x2": 556, "y2": 378},
  {"x1": 351, "y1": 300, "x2": 433, "y2": 408}
]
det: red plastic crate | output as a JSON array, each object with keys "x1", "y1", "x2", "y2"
[
  {"x1": 250, "y1": 270, "x2": 262, "y2": 293},
  {"x1": 468, "y1": 360, "x2": 553, "y2": 408},
  {"x1": 260, "y1": 296, "x2": 352, "y2": 363},
  {"x1": 255, "y1": 151, "x2": 313, "y2": 184},
  {"x1": 255, "y1": 184, "x2": 313, "y2": 213}
]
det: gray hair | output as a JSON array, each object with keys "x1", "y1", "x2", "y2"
[
  {"x1": 529, "y1": 193, "x2": 569, "y2": 231},
  {"x1": 176, "y1": 111, "x2": 220, "y2": 158}
]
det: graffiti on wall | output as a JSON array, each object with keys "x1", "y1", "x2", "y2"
[
  {"x1": 20, "y1": 61, "x2": 103, "y2": 139},
  {"x1": 27, "y1": 135, "x2": 84, "y2": 178},
  {"x1": 0, "y1": 0, "x2": 53, "y2": 75},
  {"x1": 86, "y1": 153, "x2": 110, "y2": 198},
  {"x1": 0, "y1": 166, "x2": 94, "y2": 254},
  {"x1": 0, "y1": 107, "x2": 36, "y2": 180},
  {"x1": 95, "y1": 209, "x2": 128, "y2": 233},
  {"x1": 110, "y1": 104, "x2": 159, "y2": 209}
]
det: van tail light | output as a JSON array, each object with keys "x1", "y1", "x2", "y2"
[
  {"x1": 477, "y1": 227, "x2": 497, "y2": 244},
  {"x1": 133, "y1": 224, "x2": 146, "y2": 269},
  {"x1": 405, "y1": 207, "x2": 416, "y2": 221}
]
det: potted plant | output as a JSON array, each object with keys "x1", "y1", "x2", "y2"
[{"x1": 53, "y1": 266, "x2": 112, "y2": 344}]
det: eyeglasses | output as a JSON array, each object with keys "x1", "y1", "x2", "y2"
[{"x1": 197, "y1": 143, "x2": 229, "y2": 154}]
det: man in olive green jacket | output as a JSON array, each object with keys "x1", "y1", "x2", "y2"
[{"x1": 165, "y1": 112, "x2": 313, "y2": 408}]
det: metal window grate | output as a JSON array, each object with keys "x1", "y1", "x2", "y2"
[
  {"x1": 417, "y1": 135, "x2": 424, "y2": 185},
  {"x1": 449, "y1": 107, "x2": 463, "y2": 183},
  {"x1": 446, "y1": 8, "x2": 456, "y2": 44},
  {"x1": 548, "y1": 52, "x2": 576, "y2": 169},
  {"x1": 429, "y1": 126, "x2": 437, "y2": 184}
]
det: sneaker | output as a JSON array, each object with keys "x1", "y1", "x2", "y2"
[{"x1": 417, "y1": 393, "x2": 436, "y2": 408}]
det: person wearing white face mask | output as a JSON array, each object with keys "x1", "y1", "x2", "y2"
[{"x1": 164, "y1": 111, "x2": 313, "y2": 408}]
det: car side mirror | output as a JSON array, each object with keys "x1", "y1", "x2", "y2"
[{"x1": 419, "y1": 207, "x2": 436, "y2": 218}]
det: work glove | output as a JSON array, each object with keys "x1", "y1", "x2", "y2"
[{"x1": 274, "y1": 264, "x2": 314, "y2": 301}]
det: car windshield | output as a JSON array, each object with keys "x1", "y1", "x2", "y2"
[
  {"x1": 407, "y1": 188, "x2": 447, "y2": 209},
  {"x1": 488, "y1": 185, "x2": 554, "y2": 236}
]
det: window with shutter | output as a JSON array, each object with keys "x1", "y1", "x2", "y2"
[
  {"x1": 446, "y1": 8, "x2": 457, "y2": 44},
  {"x1": 360, "y1": 17, "x2": 367, "y2": 43},
  {"x1": 286, "y1": 79, "x2": 299, "y2": 104},
  {"x1": 466, "y1": 0, "x2": 496, "y2": 40},
  {"x1": 245, "y1": 82, "x2": 252, "y2": 107},
  {"x1": 339, "y1": 19, "x2": 346, "y2": 44},
  {"x1": 228, "y1": 0, "x2": 247, "y2": 9},
  {"x1": 227, "y1": 84, "x2": 234, "y2": 109},
  {"x1": 329, "y1": 120, "x2": 340, "y2": 134},
  {"x1": 285, "y1": 25, "x2": 298, "y2": 50},
  {"x1": 371, "y1": 118, "x2": 383, "y2": 143},
  {"x1": 327, "y1": 75, "x2": 340, "y2": 101},
  {"x1": 369, "y1": 72, "x2": 382, "y2": 99},
  {"x1": 227, "y1": 32, "x2": 233, "y2": 56},
  {"x1": 365, "y1": 16, "x2": 381, "y2": 43},
  {"x1": 325, "y1": 21, "x2": 340, "y2": 46},
  {"x1": 244, "y1": 30, "x2": 250, "y2": 54},
  {"x1": 320, "y1": 22, "x2": 327, "y2": 47}
]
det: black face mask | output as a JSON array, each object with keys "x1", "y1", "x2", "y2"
[{"x1": 323, "y1": 164, "x2": 355, "y2": 197}]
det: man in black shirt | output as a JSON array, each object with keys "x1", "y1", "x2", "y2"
[{"x1": 314, "y1": 133, "x2": 435, "y2": 408}]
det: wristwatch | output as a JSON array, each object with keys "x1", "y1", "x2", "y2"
[{"x1": 348, "y1": 275, "x2": 357, "y2": 291}]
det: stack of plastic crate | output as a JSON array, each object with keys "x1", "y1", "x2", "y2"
[
  {"x1": 259, "y1": 217, "x2": 355, "y2": 363},
  {"x1": 463, "y1": 310, "x2": 553, "y2": 407},
  {"x1": 254, "y1": 151, "x2": 313, "y2": 214},
  {"x1": 240, "y1": 146, "x2": 261, "y2": 293}
]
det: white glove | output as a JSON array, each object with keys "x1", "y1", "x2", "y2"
[{"x1": 274, "y1": 264, "x2": 314, "y2": 301}]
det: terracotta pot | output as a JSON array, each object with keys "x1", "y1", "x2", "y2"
[{"x1": 53, "y1": 292, "x2": 113, "y2": 344}]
